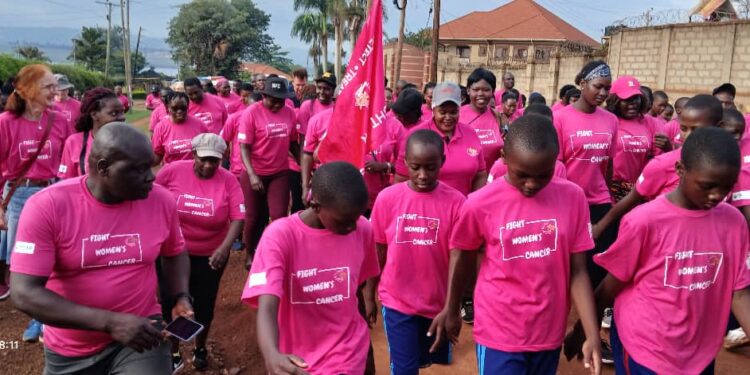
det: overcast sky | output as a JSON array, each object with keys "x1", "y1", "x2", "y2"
[{"x1": 0, "y1": 0, "x2": 690, "y2": 68}]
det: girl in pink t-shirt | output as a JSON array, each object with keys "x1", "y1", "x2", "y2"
[
  {"x1": 368, "y1": 130, "x2": 465, "y2": 373},
  {"x1": 58, "y1": 88, "x2": 125, "y2": 179},
  {"x1": 152, "y1": 92, "x2": 209, "y2": 165},
  {"x1": 569, "y1": 127, "x2": 750, "y2": 374},
  {"x1": 242, "y1": 162, "x2": 379, "y2": 375},
  {"x1": 462, "y1": 68, "x2": 505, "y2": 168},
  {"x1": 430, "y1": 115, "x2": 602, "y2": 375},
  {"x1": 606, "y1": 76, "x2": 672, "y2": 202}
]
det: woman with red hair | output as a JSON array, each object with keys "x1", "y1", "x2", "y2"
[{"x1": 0, "y1": 64, "x2": 69, "y2": 342}]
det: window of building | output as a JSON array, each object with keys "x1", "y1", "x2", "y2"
[
  {"x1": 495, "y1": 46, "x2": 508, "y2": 58},
  {"x1": 516, "y1": 48, "x2": 528, "y2": 58},
  {"x1": 457, "y1": 46, "x2": 471, "y2": 58},
  {"x1": 535, "y1": 49, "x2": 549, "y2": 60},
  {"x1": 478, "y1": 46, "x2": 487, "y2": 57}
]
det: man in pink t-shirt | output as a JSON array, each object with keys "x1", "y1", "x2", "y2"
[
  {"x1": 53, "y1": 74, "x2": 81, "y2": 137},
  {"x1": 215, "y1": 79, "x2": 244, "y2": 114},
  {"x1": 145, "y1": 85, "x2": 161, "y2": 110},
  {"x1": 430, "y1": 115, "x2": 601, "y2": 374},
  {"x1": 298, "y1": 73, "x2": 335, "y2": 138},
  {"x1": 368, "y1": 130, "x2": 465, "y2": 373},
  {"x1": 572, "y1": 128, "x2": 750, "y2": 374},
  {"x1": 242, "y1": 162, "x2": 379, "y2": 375},
  {"x1": 9, "y1": 124, "x2": 192, "y2": 374},
  {"x1": 184, "y1": 78, "x2": 229, "y2": 134}
]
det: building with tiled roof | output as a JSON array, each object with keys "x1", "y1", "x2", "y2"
[
  {"x1": 439, "y1": 0, "x2": 600, "y2": 65},
  {"x1": 239, "y1": 62, "x2": 292, "y2": 81}
]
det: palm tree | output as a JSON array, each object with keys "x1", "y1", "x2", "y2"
[
  {"x1": 291, "y1": 12, "x2": 329, "y2": 75},
  {"x1": 393, "y1": 0, "x2": 407, "y2": 85},
  {"x1": 346, "y1": 0, "x2": 367, "y2": 53},
  {"x1": 294, "y1": 0, "x2": 330, "y2": 73},
  {"x1": 329, "y1": 0, "x2": 348, "y2": 78},
  {"x1": 15, "y1": 45, "x2": 50, "y2": 62}
]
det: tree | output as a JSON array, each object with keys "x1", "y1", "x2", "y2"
[
  {"x1": 403, "y1": 28, "x2": 431, "y2": 50},
  {"x1": 294, "y1": 0, "x2": 330, "y2": 73},
  {"x1": 292, "y1": 11, "x2": 330, "y2": 75},
  {"x1": 168, "y1": 0, "x2": 289, "y2": 77},
  {"x1": 69, "y1": 26, "x2": 147, "y2": 76},
  {"x1": 734, "y1": 1, "x2": 750, "y2": 18},
  {"x1": 14, "y1": 45, "x2": 50, "y2": 62},
  {"x1": 393, "y1": 0, "x2": 407, "y2": 85}
]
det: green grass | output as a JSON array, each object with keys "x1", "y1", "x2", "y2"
[{"x1": 125, "y1": 108, "x2": 150, "y2": 124}]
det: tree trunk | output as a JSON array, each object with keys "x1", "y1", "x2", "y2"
[
  {"x1": 394, "y1": 0, "x2": 407, "y2": 86},
  {"x1": 322, "y1": 18, "x2": 329, "y2": 72},
  {"x1": 335, "y1": 18, "x2": 343, "y2": 78}
]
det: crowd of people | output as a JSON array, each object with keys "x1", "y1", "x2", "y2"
[{"x1": 0, "y1": 60, "x2": 749, "y2": 375}]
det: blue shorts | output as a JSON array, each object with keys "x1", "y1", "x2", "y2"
[
  {"x1": 610, "y1": 313, "x2": 715, "y2": 375},
  {"x1": 476, "y1": 344, "x2": 561, "y2": 375},
  {"x1": 381, "y1": 305, "x2": 451, "y2": 375}
]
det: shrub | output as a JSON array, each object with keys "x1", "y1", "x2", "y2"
[{"x1": 0, "y1": 54, "x2": 112, "y2": 90}]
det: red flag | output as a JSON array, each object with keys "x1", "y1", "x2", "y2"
[{"x1": 318, "y1": 0, "x2": 386, "y2": 168}]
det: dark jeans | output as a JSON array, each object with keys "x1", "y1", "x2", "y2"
[
  {"x1": 157, "y1": 255, "x2": 225, "y2": 329},
  {"x1": 289, "y1": 170, "x2": 305, "y2": 214},
  {"x1": 588, "y1": 203, "x2": 618, "y2": 289},
  {"x1": 240, "y1": 171, "x2": 291, "y2": 256}
]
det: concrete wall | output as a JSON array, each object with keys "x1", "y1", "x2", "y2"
[
  {"x1": 384, "y1": 43, "x2": 427, "y2": 90},
  {"x1": 608, "y1": 20, "x2": 750, "y2": 110}
]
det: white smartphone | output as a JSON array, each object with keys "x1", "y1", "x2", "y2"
[{"x1": 164, "y1": 316, "x2": 204, "y2": 342}]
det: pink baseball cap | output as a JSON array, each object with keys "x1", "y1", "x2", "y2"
[{"x1": 610, "y1": 75, "x2": 642, "y2": 100}]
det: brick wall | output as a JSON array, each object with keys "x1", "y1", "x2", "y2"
[
  {"x1": 384, "y1": 43, "x2": 428, "y2": 90},
  {"x1": 609, "y1": 20, "x2": 750, "y2": 110}
]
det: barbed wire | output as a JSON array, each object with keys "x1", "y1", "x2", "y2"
[{"x1": 607, "y1": 9, "x2": 742, "y2": 31}]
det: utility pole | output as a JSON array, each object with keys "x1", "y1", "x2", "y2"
[
  {"x1": 394, "y1": 0, "x2": 407, "y2": 86},
  {"x1": 96, "y1": 1, "x2": 118, "y2": 80},
  {"x1": 133, "y1": 26, "x2": 142, "y2": 78},
  {"x1": 120, "y1": 0, "x2": 133, "y2": 102},
  {"x1": 429, "y1": 0, "x2": 440, "y2": 82}
]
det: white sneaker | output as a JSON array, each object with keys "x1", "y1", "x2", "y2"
[
  {"x1": 724, "y1": 328, "x2": 749, "y2": 349},
  {"x1": 601, "y1": 308, "x2": 613, "y2": 329}
]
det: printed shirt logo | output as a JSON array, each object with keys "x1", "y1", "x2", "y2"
[
  {"x1": 176, "y1": 194, "x2": 215, "y2": 217},
  {"x1": 266, "y1": 123, "x2": 290, "y2": 139},
  {"x1": 249, "y1": 272, "x2": 267, "y2": 287},
  {"x1": 467, "y1": 147, "x2": 479, "y2": 157},
  {"x1": 620, "y1": 135, "x2": 650, "y2": 153},
  {"x1": 14, "y1": 241, "x2": 35, "y2": 254},
  {"x1": 569, "y1": 130, "x2": 612, "y2": 163},
  {"x1": 474, "y1": 129, "x2": 498, "y2": 146},
  {"x1": 58, "y1": 164, "x2": 68, "y2": 174},
  {"x1": 744, "y1": 155, "x2": 750, "y2": 164},
  {"x1": 663, "y1": 250, "x2": 723, "y2": 291},
  {"x1": 395, "y1": 214, "x2": 440, "y2": 246},
  {"x1": 355, "y1": 82, "x2": 370, "y2": 109},
  {"x1": 194, "y1": 112, "x2": 214, "y2": 125},
  {"x1": 81, "y1": 233, "x2": 143, "y2": 269},
  {"x1": 18, "y1": 140, "x2": 52, "y2": 161},
  {"x1": 167, "y1": 139, "x2": 192, "y2": 155},
  {"x1": 732, "y1": 190, "x2": 750, "y2": 202},
  {"x1": 499, "y1": 219, "x2": 558, "y2": 261},
  {"x1": 290, "y1": 267, "x2": 351, "y2": 305}
]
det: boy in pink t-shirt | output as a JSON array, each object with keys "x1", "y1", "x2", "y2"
[
  {"x1": 184, "y1": 78, "x2": 229, "y2": 134},
  {"x1": 367, "y1": 130, "x2": 465, "y2": 373},
  {"x1": 429, "y1": 114, "x2": 601, "y2": 374},
  {"x1": 152, "y1": 93, "x2": 208, "y2": 165},
  {"x1": 487, "y1": 157, "x2": 566, "y2": 183},
  {"x1": 569, "y1": 127, "x2": 750, "y2": 374},
  {"x1": 242, "y1": 162, "x2": 379, "y2": 375}
]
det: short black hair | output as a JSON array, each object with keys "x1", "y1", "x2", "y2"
[
  {"x1": 466, "y1": 68, "x2": 497, "y2": 92},
  {"x1": 564, "y1": 88, "x2": 581, "y2": 100},
  {"x1": 675, "y1": 97, "x2": 690, "y2": 108},
  {"x1": 168, "y1": 91, "x2": 189, "y2": 105},
  {"x1": 406, "y1": 129, "x2": 444, "y2": 157},
  {"x1": 713, "y1": 83, "x2": 736, "y2": 97},
  {"x1": 528, "y1": 93, "x2": 546, "y2": 105},
  {"x1": 640, "y1": 86, "x2": 653, "y2": 103},
  {"x1": 523, "y1": 104, "x2": 553, "y2": 119},
  {"x1": 423, "y1": 82, "x2": 436, "y2": 94},
  {"x1": 558, "y1": 84, "x2": 575, "y2": 99},
  {"x1": 575, "y1": 60, "x2": 608, "y2": 85},
  {"x1": 722, "y1": 108, "x2": 746, "y2": 128},
  {"x1": 184, "y1": 77, "x2": 201, "y2": 89},
  {"x1": 501, "y1": 91, "x2": 518, "y2": 103},
  {"x1": 311, "y1": 161, "x2": 368, "y2": 209},
  {"x1": 504, "y1": 114, "x2": 559, "y2": 157},
  {"x1": 681, "y1": 127, "x2": 740, "y2": 171},
  {"x1": 683, "y1": 94, "x2": 723, "y2": 125},
  {"x1": 402, "y1": 83, "x2": 418, "y2": 91},
  {"x1": 251, "y1": 92, "x2": 263, "y2": 102},
  {"x1": 653, "y1": 90, "x2": 668, "y2": 101},
  {"x1": 240, "y1": 83, "x2": 254, "y2": 92}
]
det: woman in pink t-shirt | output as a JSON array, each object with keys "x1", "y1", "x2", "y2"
[
  {"x1": 420, "y1": 82, "x2": 435, "y2": 123},
  {"x1": 155, "y1": 133, "x2": 244, "y2": 370},
  {"x1": 462, "y1": 68, "x2": 506, "y2": 168},
  {"x1": 242, "y1": 162, "x2": 379, "y2": 375},
  {"x1": 152, "y1": 92, "x2": 209, "y2": 165},
  {"x1": 0, "y1": 64, "x2": 69, "y2": 341},
  {"x1": 58, "y1": 88, "x2": 125, "y2": 179},
  {"x1": 606, "y1": 76, "x2": 671, "y2": 202}
]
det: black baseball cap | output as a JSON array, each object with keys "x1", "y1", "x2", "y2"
[
  {"x1": 391, "y1": 89, "x2": 424, "y2": 115},
  {"x1": 261, "y1": 77, "x2": 294, "y2": 99},
  {"x1": 314, "y1": 72, "x2": 337, "y2": 88}
]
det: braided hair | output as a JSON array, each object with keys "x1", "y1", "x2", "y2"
[{"x1": 76, "y1": 87, "x2": 118, "y2": 132}]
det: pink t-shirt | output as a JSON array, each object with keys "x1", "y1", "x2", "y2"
[
  {"x1": 152, "y1": 116, "x2": 208, "y2": 164},
  {"x1": 10, "y1": 177, "x2": 185, "y2": 357},
  {"x1": 57, "y1": 131, "x2": 93, "y2": 179},
  {"x1": 487, "y1": 158, "x2": 567, "y2": 183},
  {"x1": 145, "y1": 93, "x2": 161, "y2": 110},
  {"x1": 663, "y1": 119, "x2": 681, "y2": 145},
  {"x1": 298, "y1": 99, "x2": 333, "y2": 136},
  {"x1": 594, "y1": 196, "x2": 750, "y2": 374},
  {"x1": 461, "y1": 105, "x2": 503, "y2": 168},
  {"x1": 53, "y1": 98, "x2": 81, "y2": 136},
  {"x1": 551, "y1": 102, "x2": 565, "y2": 112},
  {"x1": 0, "y1": 110, "x2": 69, "y2": 180},
  {"x1": 220, "y1": 111, "x2": 246, "y2": 177},
  {"x1": 554, "y1": 106, "x2": 618, "y2": 204},
  {"x1": 188, "y1": 94, "x2": 228, "y2": 134},
  {"x1": 729, "y1": 166, "x2": 750, "y2": 208},
  {"x1": 149, "y1": 104, "x2": 168, "y2": 133},
  {"x1": 156, "y1": 160, "x2": 245, "y2": 255},
  {"x1": 450, "y1": 177, "x2": 594, "y2": 351},
  {"x1": 371, "y1": 182, "x2": 465, "y2": 318},
  {"x1": 420, "y1": 104, "x2": 432, "y2": 123},
  {"x1": 118, "y1": 95, "x2": 130, "y2": 112},
  {"x1": 217, "y1": 93, "x2": 244, "y2": 114},
  {"x1": 303, "y1": 108, "x2": 333, "y2": 170},
  {"x1": 395, "y1": 120, "x2": 486, "y2": 196},
  {"x1": 635, "y1": 149, "x2": 681, "y2": 200},
  {"x1": 740, "y1": 136, "x2": 750, "y2": 167},
  {"x1": 239, "y1": 103, "x2": 297, "y2": 176},
  {"x1": 613, "y1": 117, "x2": 658, "y2": 184},
  {"x1": 242, "y1": 214, "x2": 380, "y2": 375}
]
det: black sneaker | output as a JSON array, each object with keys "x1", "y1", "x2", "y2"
[
  {"x1": 460, "y1": 300, "x2": 474, "y2": 324},
  {"x1": 601, "y1": 340, "x2": 614, "y2": 364},
  {"x1": 193, "y1": 346, "x2": 209, "y2": 371},
  {"x1": 172, "y1": 352, "x2": 184, "y2": 374}
]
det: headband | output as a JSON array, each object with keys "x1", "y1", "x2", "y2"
[{"x1": 583, "y1": 64, "x2": 611, "y2": 82}]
